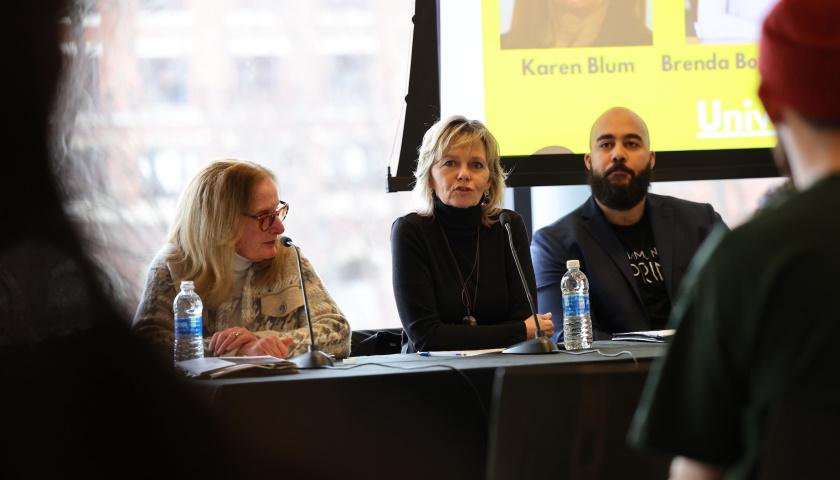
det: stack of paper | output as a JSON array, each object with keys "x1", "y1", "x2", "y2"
[
  {"x1": 610, "y1": 330, "x2": 676, "y2": 343},
  {"x1": 418, "y1": 348, "x2": 505, "y2": 357},
  {"x1": 177, "y1": 356, "x2": 299, "y2": 379}
]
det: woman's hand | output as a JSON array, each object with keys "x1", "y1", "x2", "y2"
[
  {"x1": 238, "y1": 336, "x2": 294, "y2": 359},
  {"x1": 208, "y1": 327, "x2": 258, "y2": 356},
  {"x1": 524, "y1": 313, "x2": 554, "y2": 339}
]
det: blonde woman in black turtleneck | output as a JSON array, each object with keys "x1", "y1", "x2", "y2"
[{"x1": 390, "y1": 116, "x2": 554, "y2": 353}]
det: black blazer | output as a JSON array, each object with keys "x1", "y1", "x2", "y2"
[{"x1": 530, "y1": 194, "x2": 727, "y2": 340}]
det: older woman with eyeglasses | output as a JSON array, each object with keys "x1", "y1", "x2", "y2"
[{"x1": 133, "y1": 159, "x2": 350, "y2": 360}]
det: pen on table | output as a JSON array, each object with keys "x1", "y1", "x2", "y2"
[{"x1": 418, "y1": 352, "x2": 467, "y2": 357}]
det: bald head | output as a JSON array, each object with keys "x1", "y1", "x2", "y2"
[
  {"x1": 589, "y1": 107, "x2": 651, "y2": 150},
  {"x1": 584, "y1": 105, "x2": 656, "y2": 216}
]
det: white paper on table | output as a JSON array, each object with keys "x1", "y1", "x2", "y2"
[
  {"x1": 176, "y1": 356, "x2": 285, "y2": 375},
  {"x1": 611, "y1": 330, "x2": 676, "y2": 342},
  {"x1": 418, "y1": 348, "x2": 505, "y2": 357}
]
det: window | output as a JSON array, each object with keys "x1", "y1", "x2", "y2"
[
  {"x1": 234, "y1": 56, "x2": 281, "y2": 106},
  {"x1": 139, "y1": 149, "x2": 201, "y2": 197},
  {"x1": 60, "y1": 0, "x2": 415, "y2": 331},
  {"x1": 327, "y1": 55, "x2": 369, "y2": 102},
  {"x1": 138, "y1": 58, "x2": 188, "y2": 106}
]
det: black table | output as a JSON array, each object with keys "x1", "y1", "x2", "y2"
[{"x1": 187, "y1": 341, "x2": 669, "y2": 479}]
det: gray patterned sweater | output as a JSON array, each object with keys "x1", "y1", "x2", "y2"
[{"x1": 132, "y1": 245, "x2": 351, "y2": 360}]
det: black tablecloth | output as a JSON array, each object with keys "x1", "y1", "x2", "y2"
[{"x1": 186, "y1": 341, "x2": 668, "y2": 479}]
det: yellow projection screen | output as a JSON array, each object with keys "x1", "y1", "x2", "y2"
[{"x1": 387, "y1": 0, "x2": 780, "y2": 192}]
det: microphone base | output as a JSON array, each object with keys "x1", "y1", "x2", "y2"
[
  {"x1": 290, "y1": 349, "x2": 334, "y2": 369},
  {"x1": 502, "y1": 335, "x2": 561, "y2": 354}
]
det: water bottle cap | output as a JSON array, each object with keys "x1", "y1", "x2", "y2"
[
  {"x1": 566, "y1": 260, "x2": 580, "y2": 269},
  {"x1": 180, "y1": 280, "x2": 194, "y2": 288}
]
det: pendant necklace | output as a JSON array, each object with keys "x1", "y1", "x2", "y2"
[{"x1": 439, "y1": 224, "x2": 481, "y2": 326}]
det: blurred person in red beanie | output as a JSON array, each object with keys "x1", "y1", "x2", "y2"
[{"x1": 627, "y1": 0, "x2": 840, "y2": 479}]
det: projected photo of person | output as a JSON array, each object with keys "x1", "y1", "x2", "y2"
[
  {"x1": 500, "y1": 0, "x2": 652, "y2": 50},
  {"x1": 533, "y1": 145, "x2": 573, "y2": 155},
  {"x1": 686, "y1": 0, "x2": 776, "y2": 45}
]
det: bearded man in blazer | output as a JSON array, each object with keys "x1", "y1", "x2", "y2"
[{"x1": 531, "y1": 107, "x2": 727, "y2": 341}]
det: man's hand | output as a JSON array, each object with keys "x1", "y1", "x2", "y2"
[
  {"x1": 669, "y1": 456, "x2": 726, "y2": 480},
  {"x1": 524, "y1": 313, "x2": 554, "y2": 339}
]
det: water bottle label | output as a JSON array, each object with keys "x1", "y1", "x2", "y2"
[
  {"x1": 175, "y1": 316, "x2": 202, "y2": 337},
  {"x1": 562, "y1": 295, "x2": 589, "y2": 316}
]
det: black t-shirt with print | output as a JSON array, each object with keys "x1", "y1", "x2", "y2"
[{"x1": 611, "y1": 211, "x2": 670, "y2": 329}]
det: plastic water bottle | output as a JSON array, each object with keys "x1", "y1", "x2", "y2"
[
  {"x1": 561, "y1": 260, "x2": 593, "y2": 350},
  {"x1": 174, "y1": 280, "x2": 204, "y2": 371}
]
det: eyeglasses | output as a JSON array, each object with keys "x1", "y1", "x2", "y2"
[{"x1": 242, "y1": 201, "x2": 289, "y2": 231}]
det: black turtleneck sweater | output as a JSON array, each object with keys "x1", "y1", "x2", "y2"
[{"x1": 390, "y1": 198, "x2": 536, "y2": 352}]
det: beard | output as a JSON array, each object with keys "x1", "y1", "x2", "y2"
[{"x1": 588, "y1": 162, "x2": 652, "y2": 211}]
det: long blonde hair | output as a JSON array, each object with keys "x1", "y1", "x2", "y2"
[
  {"x1": 412, "y1": 115, "x2": 507, "y2": 226},
  {"x1": 165, "y1": 159, "x2": 283, "y2": 307}
]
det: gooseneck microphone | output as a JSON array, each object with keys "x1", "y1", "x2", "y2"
[
  {"x1": 498, "y1": 213, "x2": 560, "y2": 354},
  {"x1": 280, "y1": 236, "x2": 334, "y2": 368}
]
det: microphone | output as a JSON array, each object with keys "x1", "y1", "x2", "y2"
[
  {"x1": 498, "y1": 213, "x2": 559, "y2": 354},
  {"x1": 280, "y1": 236, "x2": 334, "y2": 368}
]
